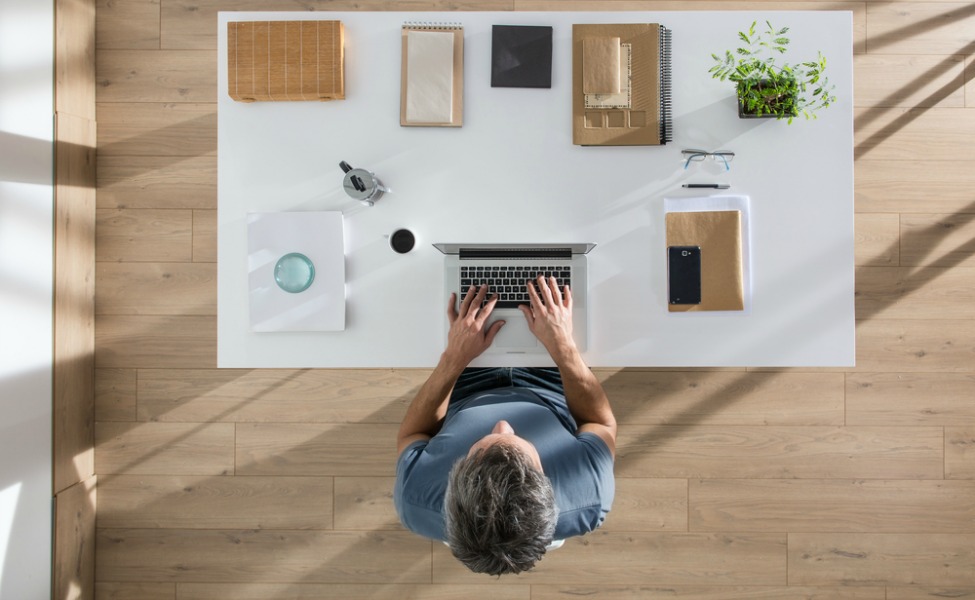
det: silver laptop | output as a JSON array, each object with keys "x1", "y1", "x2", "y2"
[{"x1": 433, "y1": 243, "x2": 595, "y2": 355}]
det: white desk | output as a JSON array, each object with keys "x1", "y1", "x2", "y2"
[{"x1": 217, "y1": 11, "x2": 855, "y2": 368}]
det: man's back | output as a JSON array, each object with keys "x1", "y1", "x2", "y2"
[
  {"x1": 394, "y1": 279, "x2": 617, "y2": 574},
  {"x1": 395, "y1": 386, "x2": 614, "y2": 541}
]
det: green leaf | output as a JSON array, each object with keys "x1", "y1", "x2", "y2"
[{"x1": 713, "y1": 21, "x2": 835, "y2": 121}]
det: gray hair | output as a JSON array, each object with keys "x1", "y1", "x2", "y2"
[{"x1": 443, "y1": 443, "x2": 558, "y2": 575}]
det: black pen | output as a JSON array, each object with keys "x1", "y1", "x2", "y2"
[{"x1": 683, "y1": 183, "x2": 730, "y2": 189}]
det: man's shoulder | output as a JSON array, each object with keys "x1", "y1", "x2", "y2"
[{"x1": 394, "y1": 438, "x2": 447, "y2": 540}]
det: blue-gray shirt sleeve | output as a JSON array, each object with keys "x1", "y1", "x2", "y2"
[
  {"x1": 394, "y1": 439, "x2": 447, "y2": 540},
  {"x1": 551, "y1": 430, "x2": 615, "y2": 538}
]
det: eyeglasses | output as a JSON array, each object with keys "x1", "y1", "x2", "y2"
[{"x1": 682, "y1": 149, "x2": 735, "y2": 171}]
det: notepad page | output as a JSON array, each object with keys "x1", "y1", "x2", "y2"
[{"x1": 405, "y1": 30, "x2": 454, "y2": 123}]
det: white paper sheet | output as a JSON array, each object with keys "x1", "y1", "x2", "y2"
[
  {"x1": 405, "y1": 30, "x2": 454, "y2": 123},
  {"x1": 247, "y1": 211, "x2": 346, "y2": 331}
]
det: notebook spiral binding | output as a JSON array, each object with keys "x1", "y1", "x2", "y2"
[
  {"x1": 402, "y1": 21, "x2": 463, "y2": 29},
  {"x1": 659, "y1": 26, "x2": 673, "y2": 144}
]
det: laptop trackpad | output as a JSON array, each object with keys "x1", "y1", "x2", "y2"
[{"x1": 493, "y1": 316, "x2": 538, "y2": 349}]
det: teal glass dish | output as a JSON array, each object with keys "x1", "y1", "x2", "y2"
[{"x1": 274, "y1": 253, "x2": 315, "y2": 293}]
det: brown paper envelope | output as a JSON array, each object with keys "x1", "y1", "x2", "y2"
[
  {"x1": 666, "y1": 210, "x2": 744, "y2": 312},
  {"x1": 582, "y1": 37, "x2": 621, "y2": 94}
]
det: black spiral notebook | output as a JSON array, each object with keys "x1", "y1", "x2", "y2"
[
  {"x1": 491, "y1": 25, "x2": 553, "y2": 88},
  {"x1": 572, "y1": 23, "x2": 672, "y2": 146}
]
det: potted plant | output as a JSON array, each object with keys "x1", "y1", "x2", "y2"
[{"x1": 709, "y1": 21, "x2": 835, "y2": 123}]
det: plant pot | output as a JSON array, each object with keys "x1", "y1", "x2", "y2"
[
  {"x1": 736, "y1": 79, "x2": 799, "y2": 120},
  {"x1": 738, "y1": 100, "x2": 781, "y2": 119}
]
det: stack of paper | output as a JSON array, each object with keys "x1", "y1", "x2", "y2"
[
  {"x1": 247, "y1": 211, "x2": 346, "y2": 331},
  {"x1": 400, "y1": 24, "x2": 464, "y2": 127},
  {"x1": 664, "y1": 195, "x2": 751, "y2": 313}
]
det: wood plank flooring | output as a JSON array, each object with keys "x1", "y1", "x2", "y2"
[{"x1": 94, "y1": 1, "x2": 975, "y2": 598}]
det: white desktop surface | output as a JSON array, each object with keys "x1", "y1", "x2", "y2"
[{"x1": 217, "y1": 11, "x2": 855, "y2": 368}]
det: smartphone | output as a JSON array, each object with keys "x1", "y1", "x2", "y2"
[{"x1": 668, "y1": 246, "x2": 702, "y2": 305}]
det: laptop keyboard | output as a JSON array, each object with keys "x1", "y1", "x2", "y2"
[{"x1": 460, "y1": 265, "x2": 571, "y2": 309}]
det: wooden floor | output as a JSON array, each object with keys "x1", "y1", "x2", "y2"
[{"x1": 93, "y1": 1, "x2": 975, "y2": 599}]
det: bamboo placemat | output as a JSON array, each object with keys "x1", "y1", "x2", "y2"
[{"x1": 228, "y1": 20, "x2": 344, "y2": 102}]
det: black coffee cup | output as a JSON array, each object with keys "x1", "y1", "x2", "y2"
[{"x1": 390, "y1": 229, "x2": 415, "y2": 254}]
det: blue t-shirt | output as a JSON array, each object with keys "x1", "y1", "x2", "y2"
[{"x1": 394, "y1": 386, "x2": 615, "y2": 541}]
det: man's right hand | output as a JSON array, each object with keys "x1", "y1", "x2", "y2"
[
  {"x1": 444, "y1": 284, "x2": 505, "y2": 371},
  {"x1": 519, "y1": 275, "x2": 577, "y2": 361}
]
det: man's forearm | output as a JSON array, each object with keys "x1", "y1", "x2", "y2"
[
  {"x1": 397, "y1": 353, "x2": 467, "y2": 444},
  {"x1": 551, "y1": 346, "x2": 615, "y2": 430},
  {"x1": 398, "y1": 285, "x2": 502, "y2": 452}
]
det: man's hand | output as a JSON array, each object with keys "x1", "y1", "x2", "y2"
[
  {"x1": 397, "y1": 285, "x2": 505, "y2": 455},
  {"x1": 519, "y1": 275, "x2": 577, "y2": 360},
  {"x1": 521, "y1": 275, "x2": 616, "y2": 456},
  {"x1": 444, "y1": 285, "x2": 505, "y2": 370}
]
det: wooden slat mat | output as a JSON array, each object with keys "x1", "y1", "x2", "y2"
[{"x1": 228, "y1": 20, "x2": 344, "y2": 102}]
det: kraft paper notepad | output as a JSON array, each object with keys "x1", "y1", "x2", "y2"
[
  {"x1": 227, "y1": 20, "x2": 344, "y2": 102},
  {"x1": 582, "y1": 37, "x2": 621, "y2": 94},
  {"x1": 665, "y1": 210, "x2": 744, "y2": 312},
  {"x1": 401, "y1": 23, "x2": 464, "y2": 127},
  {"x1": 572, "y1": 23, "x2": 672, "y2": 146}
]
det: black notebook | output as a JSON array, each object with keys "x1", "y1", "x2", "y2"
[{"x1": 491, "y1": 25, "x2": 553, "y2": 88}]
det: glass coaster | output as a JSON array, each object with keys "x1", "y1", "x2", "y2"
[{"x1": 274, "y1": 252, "x2": 315, "y2": 293}]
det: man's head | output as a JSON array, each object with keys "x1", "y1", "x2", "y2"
[{"x1": 444, "y1": 420, "x2": 558, "y2": 575}]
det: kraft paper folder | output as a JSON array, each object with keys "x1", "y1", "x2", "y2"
[
  {"x1": 665, "y1": 200, "x2": 749, "y2": 313},
  {"x1": 400, "y1": 23, "x2": 464, "y2": 127},
  {"x1": 572, "y1": 23, "x2": 672, "y2": 146},
  {"x1": 227, "y1": 20, "x2": 345, "y2": 102}
]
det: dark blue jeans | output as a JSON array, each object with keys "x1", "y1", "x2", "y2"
[{"x1": 448, "y1": 367, "x2": 564, "y2": 409}]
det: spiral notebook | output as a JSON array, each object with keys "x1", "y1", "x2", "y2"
[
  {"x1": 572, "y1": 23, "x2": 672, "y2": 146},
  {"x1": 400, "y1": 22, "x2": 464, "y2": 127}
]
